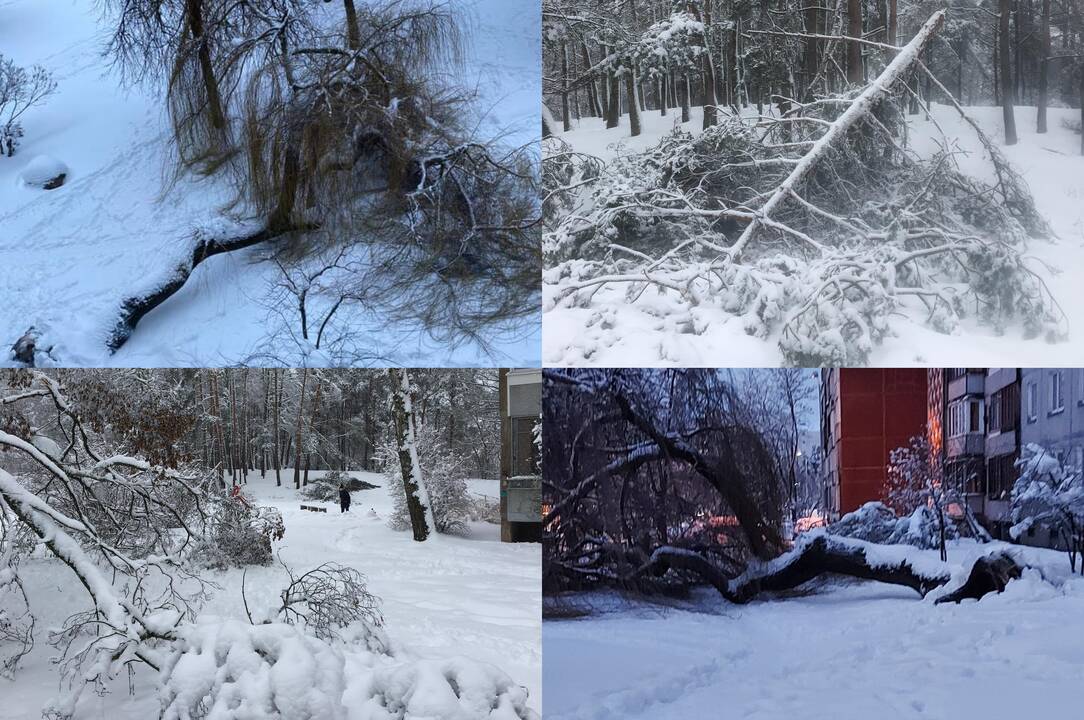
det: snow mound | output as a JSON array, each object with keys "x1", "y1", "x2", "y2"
[
  {"x1": 160, "y1": 619, "x2": 539, "y2": 720},
  {"x1": 18, "y1": 155, "x2": 68, "y2": 188}
]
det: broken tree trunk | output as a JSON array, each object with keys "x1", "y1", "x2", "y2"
[
  {"x1": 934, "y1": 551, "x2": 1022, "y2": 604},
  {"x1": 729, "y1": 10, "x2": 946, "y2": 260},
  {"x1": 643, "y1": 533, "x2": 1027, "y2": 605},
  {"x1": 107, "y1": 223, "x2": 314, "y2": 352}
]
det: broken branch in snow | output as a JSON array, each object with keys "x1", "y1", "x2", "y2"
[{"x1": 545, "y1": 10, "x2": 1063, "y2": 365}]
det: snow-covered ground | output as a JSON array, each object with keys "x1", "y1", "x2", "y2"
[
  {"x1": 543, "y1": 104, "x2": 1084, "y2": 367},
  {"x1": 544, "y1": 541, "x2": 1084, "y2": 719},
  {"x1": 2, "y1": 470, "x2": 541, "y2": 719},
  {"x1": 0, "y1": 0, "x2": 540, "y2": 368}
]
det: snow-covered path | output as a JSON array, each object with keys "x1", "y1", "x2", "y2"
[
  {"x1": 545, "y1": 545, "x2": 1084, "y2": 720},
  {"x1": 2, "y1": 470, "x2": 541, "y2": 719}
]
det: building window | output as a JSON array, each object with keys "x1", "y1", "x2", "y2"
[
  {"x1": 1026, "y1": 382, "x2": 1038, "y2": 422},
  {"x1": 948, "y1": 398, "x2": 983, "y2": 437},
  {"x1": 988, "y1": 384, "x2": 1018, "y2": 435},
  {"x1": 987, "y1": 453, "x2": 1017, "y2": 500},
  {"x1": 510, "y1": 417, "x2": 539, "y2": 476},
  {"x1": 1050, "y1": 370, "x2": 1065, "y2": 413},
  {"x1": 947, "y1": 368, "x2": 968, "y2": 381}
]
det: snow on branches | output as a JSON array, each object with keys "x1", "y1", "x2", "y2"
[
  {"x1": 544, "y1": 11, "x2": 1063, "y2": 365},
  {"x1": 1011, "y1": 443, "x2": 1084, "y2": 574}
]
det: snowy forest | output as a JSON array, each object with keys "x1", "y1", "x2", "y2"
[
  {"x1": 0, "y1": 0, "x2": 541, "y2": 367},
  {"x1": 542, "y1": 368, "x2": 1084, "y2": 718},
  {"x1": 0, "y1": 368, "x2": 541, "y2": 719},
  {"x1": 542, "y1": 0, "x2": 1084, "y2": 367}
]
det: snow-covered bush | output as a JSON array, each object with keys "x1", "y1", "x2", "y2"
[
  {"x1": 1011, "y1": 444, "x2": 1084, "y2": 573},
  {"x1": 159, "y1": 619, "x2": 539, "y2": 720},
  {"x1": 827, "y1": 501, "x2": 956, "y2": 550},
  {"x1": 194, "y1": 492, "x2": 284, "y2": 569},
  {"x1": 383, "y1": 424, "x2": 472, "y2": 537}
]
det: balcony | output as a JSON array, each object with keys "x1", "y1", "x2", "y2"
[
  {"x1": 946, "y1": 432, "x2": 984, "y2": 457},
  {"x1": 946, "y1": 371, "x2": 985, "y2": 400}
]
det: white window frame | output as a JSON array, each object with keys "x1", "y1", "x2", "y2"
[
  {"x1": 1050, "y1": 370, "x2": 1065, "y2": 413},
  {"x1": 1027, "y1": 381, "x2": 1038, "y2": 422}
]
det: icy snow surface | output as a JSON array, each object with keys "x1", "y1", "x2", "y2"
[
  {"x1": 0, "y1": 0, "x2": 540, "y2": 367},
  {"x1": 544, "y1": 541, "x2": 1084, "y2": 719},
  {"x1": 1, "y1": 471, "x2": 541, "y2": 719},
  {"x1": 543, "y1": 104, "x2": 1084, "y2": 366}
]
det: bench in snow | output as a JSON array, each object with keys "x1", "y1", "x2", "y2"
[{"x1": 300, "y1": 504, "x2": 327, "y2": 513}]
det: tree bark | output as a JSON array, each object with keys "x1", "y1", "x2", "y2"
[
  {"x1": 847, "y1": 0, "x2": 864, "y2": 84},
  {"x1": 625, "y1": 67, "x2": 642, "y2": 137},
  {"x1": 184, "y1": 0, "x2": 227, "y2": 132},
  {"x1": 999, "y1": 0, "x2": 1019, "y2": 144},
  {"x1": 292, "y1": 369, "x2": 308, "y2": 490},
  {"x1": 389, "y1": 369, "x2": 432, "y2": 541},
  {"x1": 1037, "y1": 0, "x2": 1050, "y2": 133}
]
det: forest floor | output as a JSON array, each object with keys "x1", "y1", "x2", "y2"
[
  {"x1": 0, "y1": 0, "x2": 540, "y2": 367},
  {"x1": 543, "y1": 104, "x2": 1084, "y2": 366},
  {"x1": 543, "y1": 540, "x2": 1084, "y2": 720},
  {"x1": 2, "y1": 469, "x2": 542, "y2": 719}
]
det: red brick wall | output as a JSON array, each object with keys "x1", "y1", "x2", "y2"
[{"x1": 837, "y1": 369, "x2": 928, "y2": 514}]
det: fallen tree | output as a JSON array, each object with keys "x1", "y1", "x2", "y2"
[
  {"x1": 0, "y1": 371, "x2": 538, "y2": 718},
  {"x1": 544, "y1": 10, "x2": 1062, "y2": 365},
  {"x1": 640, "y1": 532, "x2": 1027, "y2": 606}
]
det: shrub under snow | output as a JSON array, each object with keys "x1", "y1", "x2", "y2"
[
  {"x1": 1011, "y1": 443, "x2": 1084, "y2": 572},
  {"x1": 828, "y1": 502, "x2": 958, "y2": 550},
  {"x1": 159, "y1": 619, "x2": 538, "y2": 720}
]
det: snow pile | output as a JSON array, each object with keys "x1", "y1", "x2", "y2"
[
  {"x1": 828, "y1": 501, "x2": 955, "y2": 550},
  {"x1": 17, "y1": 154, "x2": 66, "y2": 188},
  {"x1": 159, "y1": 618, "x2": 538, "y2": 720}
]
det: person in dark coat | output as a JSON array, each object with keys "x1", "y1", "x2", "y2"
[{"x1": 339, "y1": 483, "x2": 351, "y2": 513}]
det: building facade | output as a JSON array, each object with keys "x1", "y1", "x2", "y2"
[
  {"x1": 499, "y1": 368, "x2": 542, "y2": 542},
  {"x1": 820, "y1": 368, "x2": 929, "y2": 519}
]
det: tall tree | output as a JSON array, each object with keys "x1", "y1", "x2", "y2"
[
  {"x1": 1000, "y1": 0, "x2": 1019, "y2": 144},
  {"x1": 388, "y1": 369, "x2": 434, "y2": 541}
]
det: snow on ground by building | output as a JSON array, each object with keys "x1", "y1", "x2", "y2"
[
  {"x1": 0, "y1": 0, "x2": 540, "y2": 368},
  {"x1": 1, "y1": 470, "x2": 541, "y2": 719},
  {"x1": 544, "y1": 541, "x2": 1084, "y2": 720},
  {"x1": 543, "y1": 104, "x2": 1084, "y2": 367}
]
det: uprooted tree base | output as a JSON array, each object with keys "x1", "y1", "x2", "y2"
[
  {"x1": 544, "y1": 10, "x2": 1063, "y2": 365},
  {"x1": 641, "y1": 534, "x2": 1026, "y2": 606}
]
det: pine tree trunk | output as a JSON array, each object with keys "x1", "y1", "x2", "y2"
[
  {"x1": 1000, "y1": 0, "x2": 1019, "y2": 144},
  {"x1": 293, "y1": 369, "x2": 308, "y2": 490},
  {"x1": 1037, "y1": 0, "x2": 1051, "y2": 133},
  {"x1": 625, "y1": 68, "x2": 642, "y2": 137},
  {"x1": 700, "y1": 34, "x2": 717, "y2": 127},
  {"x1": 561, "y1": 41, "x2": 572, "y2": 132},
  {"x1": 847, "y1": 0, "x2": 863, "y2": 84},
  {"x1": 605, "y1": 49, "x2": 620, "y2": 129}
]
